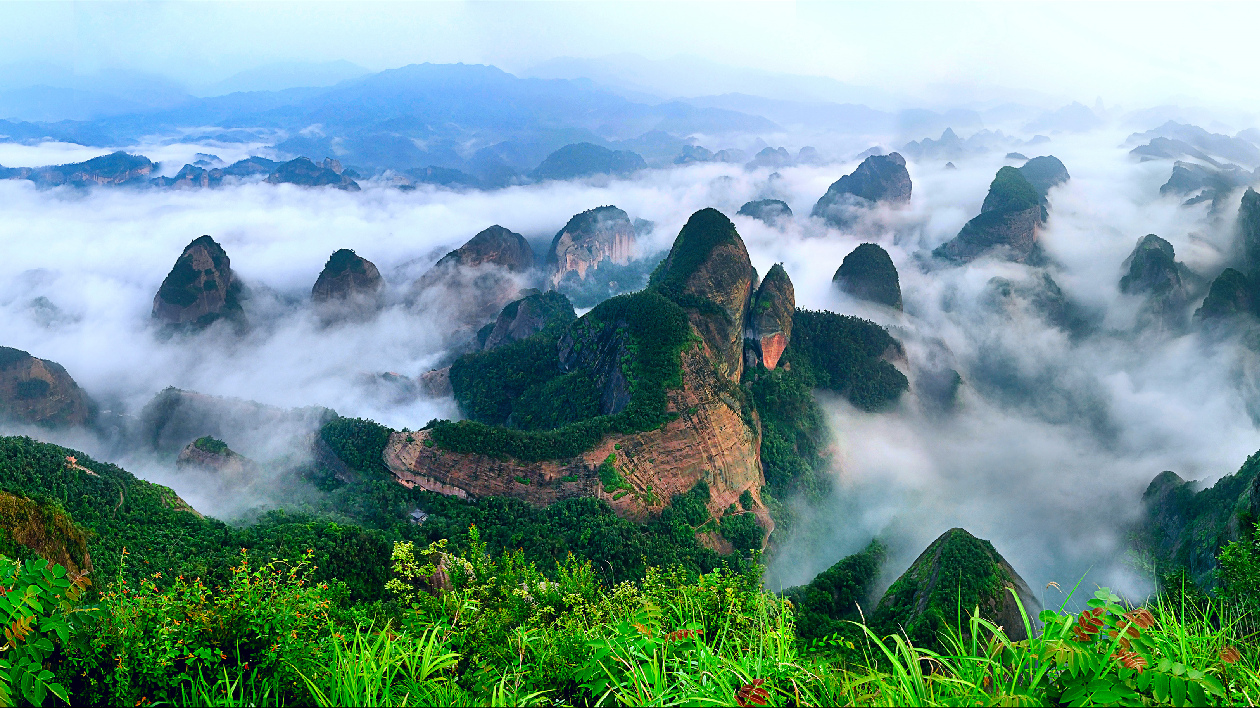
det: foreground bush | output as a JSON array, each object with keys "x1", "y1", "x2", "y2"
[{"x1": 5, "y1": 534, "x2": 1259, "y2": 706}]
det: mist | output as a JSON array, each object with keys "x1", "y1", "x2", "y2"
[{"x1": 4, "y1": 116, "x2": 1260, "y2": 602}]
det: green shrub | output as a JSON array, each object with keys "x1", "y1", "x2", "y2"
[{"x1": 193, "y1": 436, "x2": 229, "y2": 455}]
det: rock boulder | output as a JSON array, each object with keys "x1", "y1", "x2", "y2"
[
  {"x1": 933, "y1": 166, "x2": 1043, "y2": 264},
  {"x1": 152, "y1": 235, "x2": 245, "y2": 328}
]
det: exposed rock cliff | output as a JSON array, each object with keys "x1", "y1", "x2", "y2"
[
  {"x1": 811, "y1": 153, "x2": 911, "y2": 226},
  {"x1": 13, "y1": 151, "x2": 154, "y2": 186},
  {"x1": 833, "y1": 243, "x2": 902, "y2": 310},
  {"x1": 176, "y1": 436, "x2": 258, "y2": 478},
  {"x1": 153, "y1": 235, "x2": 245, "y2": 329},
  {"x1": 748, "y1": 263, "x2": 794, "y2": 370},
  {"x1": 933, "y1": 166, "x2": 1043, "y2": 264},
  {"x1": 0, "y1": 347, "x2": 93, "y2": 427},
  {"x1": 872, "y1": 528, "x2": 1041, "y2": 645},
  {"x1": 547, "y1": 206, "x2": 636, "y2": 286},
  {"x1": 737, "y1": 199, "x2": 793, "y2": 225},
  {"x1": 413, "y1": 225, "x2": 538, "y2": 330},
  {"x1": 312, "y1": 248, "x2": 383, "y2": 317},
  {"x1": 384, "y1": 340, "x2": 768, "y2": 534},
  {"x1": 432, "y1": 225, "x2": 534, "y2": 272},
  {"x1": 649, "y1": 208, "x2": 755, "y2": 381}
]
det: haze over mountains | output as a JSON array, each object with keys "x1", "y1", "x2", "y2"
[{"x1": 7, "y1": 45, "x2": 1260, "y2": 615}]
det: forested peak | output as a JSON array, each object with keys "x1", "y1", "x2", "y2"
[{"x1": 981, "y1": 166, "x2": 1041, "y2": 214}]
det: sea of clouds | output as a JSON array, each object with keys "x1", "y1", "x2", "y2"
[{"x1": 2, "y1": 125, "x2": 1259, "y2": 604}]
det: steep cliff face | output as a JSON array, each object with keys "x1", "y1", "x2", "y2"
[
  {"x1": 748, "y1": 264, "x2": 795, "y2": 370},
  {"x1": 649, "y1": 208, "x2": 755, "y2": 381},
  {"x1": 933, "y1": 167, "x2": 1044, "y2": 264},
  {"x1": 312, "y1": 249, "x2": 384, "y2": 318},
  {"x1": 811, "y1": 153, "x2": 912, "y2": 226},
  {"x1": 152, "y1": 235, "x2": 245, "y2": 328},
  {"x1": 833, "y1": 243, "x2": 902, "y2": 310},
  {"x1": 0, "y1": 347, "x2": 93, "y2": 427},
  {"x1": 413, "y1": 225, "x2": 538, "y2": 330},
  {"x1": 547, "y1": 206, "x2": 636, "y2": 286},
  {"x1": 313, "y1": 249, "x2": 383, "y2": 301},
  {"x1": 384, "y1": 340, "x2": 768, "y2": 532},
  {"x1": 872, "y1": 528, "x2": 1041, "y2": 645}
]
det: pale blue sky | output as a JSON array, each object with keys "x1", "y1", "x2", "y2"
[{"x1": 0, "y1": 1, "x2": 1252, "y2": 108}]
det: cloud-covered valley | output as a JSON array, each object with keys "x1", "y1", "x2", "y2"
[{"x1": 3, "y1": 125, "x2": 1260, "y2": 605}]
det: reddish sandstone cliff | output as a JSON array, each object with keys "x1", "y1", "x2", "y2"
[{"x1": 383, "y1": 338, "x2": 772, "y2": 539}]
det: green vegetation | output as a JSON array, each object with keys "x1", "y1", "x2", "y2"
[
  {"x1": 319, "y1": 416, "x2": 392, "y2": 475},
  {"x1": 597, "y1": 453, "x2": 630, "y2": 493},
  {"x1": 980, "y1": 165, "x2": 1041, "y2": 214},
  {"x1": 1196, "y1": 268, "x2": 1255, "y2": 320},
  {"x1": 192, "y1": 436, "x2": 229, "y2": 455},
  {"x1": 833, "y1": 243, "x2": 902, "y2": 310},
  {"x1": 434, "y1": 290, "x2": 693, "y2": 462},
  {"x1": 324, "y1": 248, "x2": 368, "y2": 276},
  {"x1": 748, "y1": 365, "x2": 829, "y2": 500},
  {"x1": 784, "y1": 540, "x2": 886, "y2": 644},
  {"x1": 785, "y1": 309, "x2": 908, "y2": 411},
  {"x1": 647, "y1": 208, "x2": 741, "y2": 298},
  {"x1": 869, "y1": 529, "x2": 1014, "y2": 650}
]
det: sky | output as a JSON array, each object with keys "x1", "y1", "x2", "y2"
[{"x1": 0, "y1": 1, "x2": 1255, "y2": 109}]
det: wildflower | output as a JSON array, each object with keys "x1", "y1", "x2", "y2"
[{"x1": 736, "y1": 679, "x2": 768, "y2": 707}]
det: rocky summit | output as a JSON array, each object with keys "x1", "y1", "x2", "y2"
[
  {"x1": 152, "y1": 235, "x2": 245, "y2": 329},
  {"x1": 833, "y1": 243, "x2": 902, "y2": 310},
  {"x1": 1120, "y1": 234, "x2": 1190, "y2": 328},
  {"x1": 649, "y1": 208, "x2": 756, "y2": 381},
  {"x1": 811, "y1": 152, "x2": 912, "y2": 227},
  {"x1": 413, "y1": 225, "x2": 537, "y2": 332},
  {"x1": 312, "y1": 249, "x2": 383, "y2": 305},
  {"x1": 748, "y1": 263, "x2": 794, "y2": 370},
  {"x1": 1017, "y1": 155, "x2": 1070, "y2": 205},
  {"x1": 737, "y1": 199, "x2": 793, "y2": 225},
  {"x1": 547, "y1": 206, "x2": 636, "y2": 286},
  {"x1": 871, "y1": 528, "x2": 1041, "y2": 646},
  {"x1": 0, "y1": 347, "x2": 93, "y2": 427},
  {"x1": 1195, "y1": 268, "x2": 1253, "y2": 320},
  {"x1": 933, "y1": 166, "x2": 1044, "y2": 264},
  {"x1": 1241, "y1": 188, "x2": 1260, "y2": 279}
]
